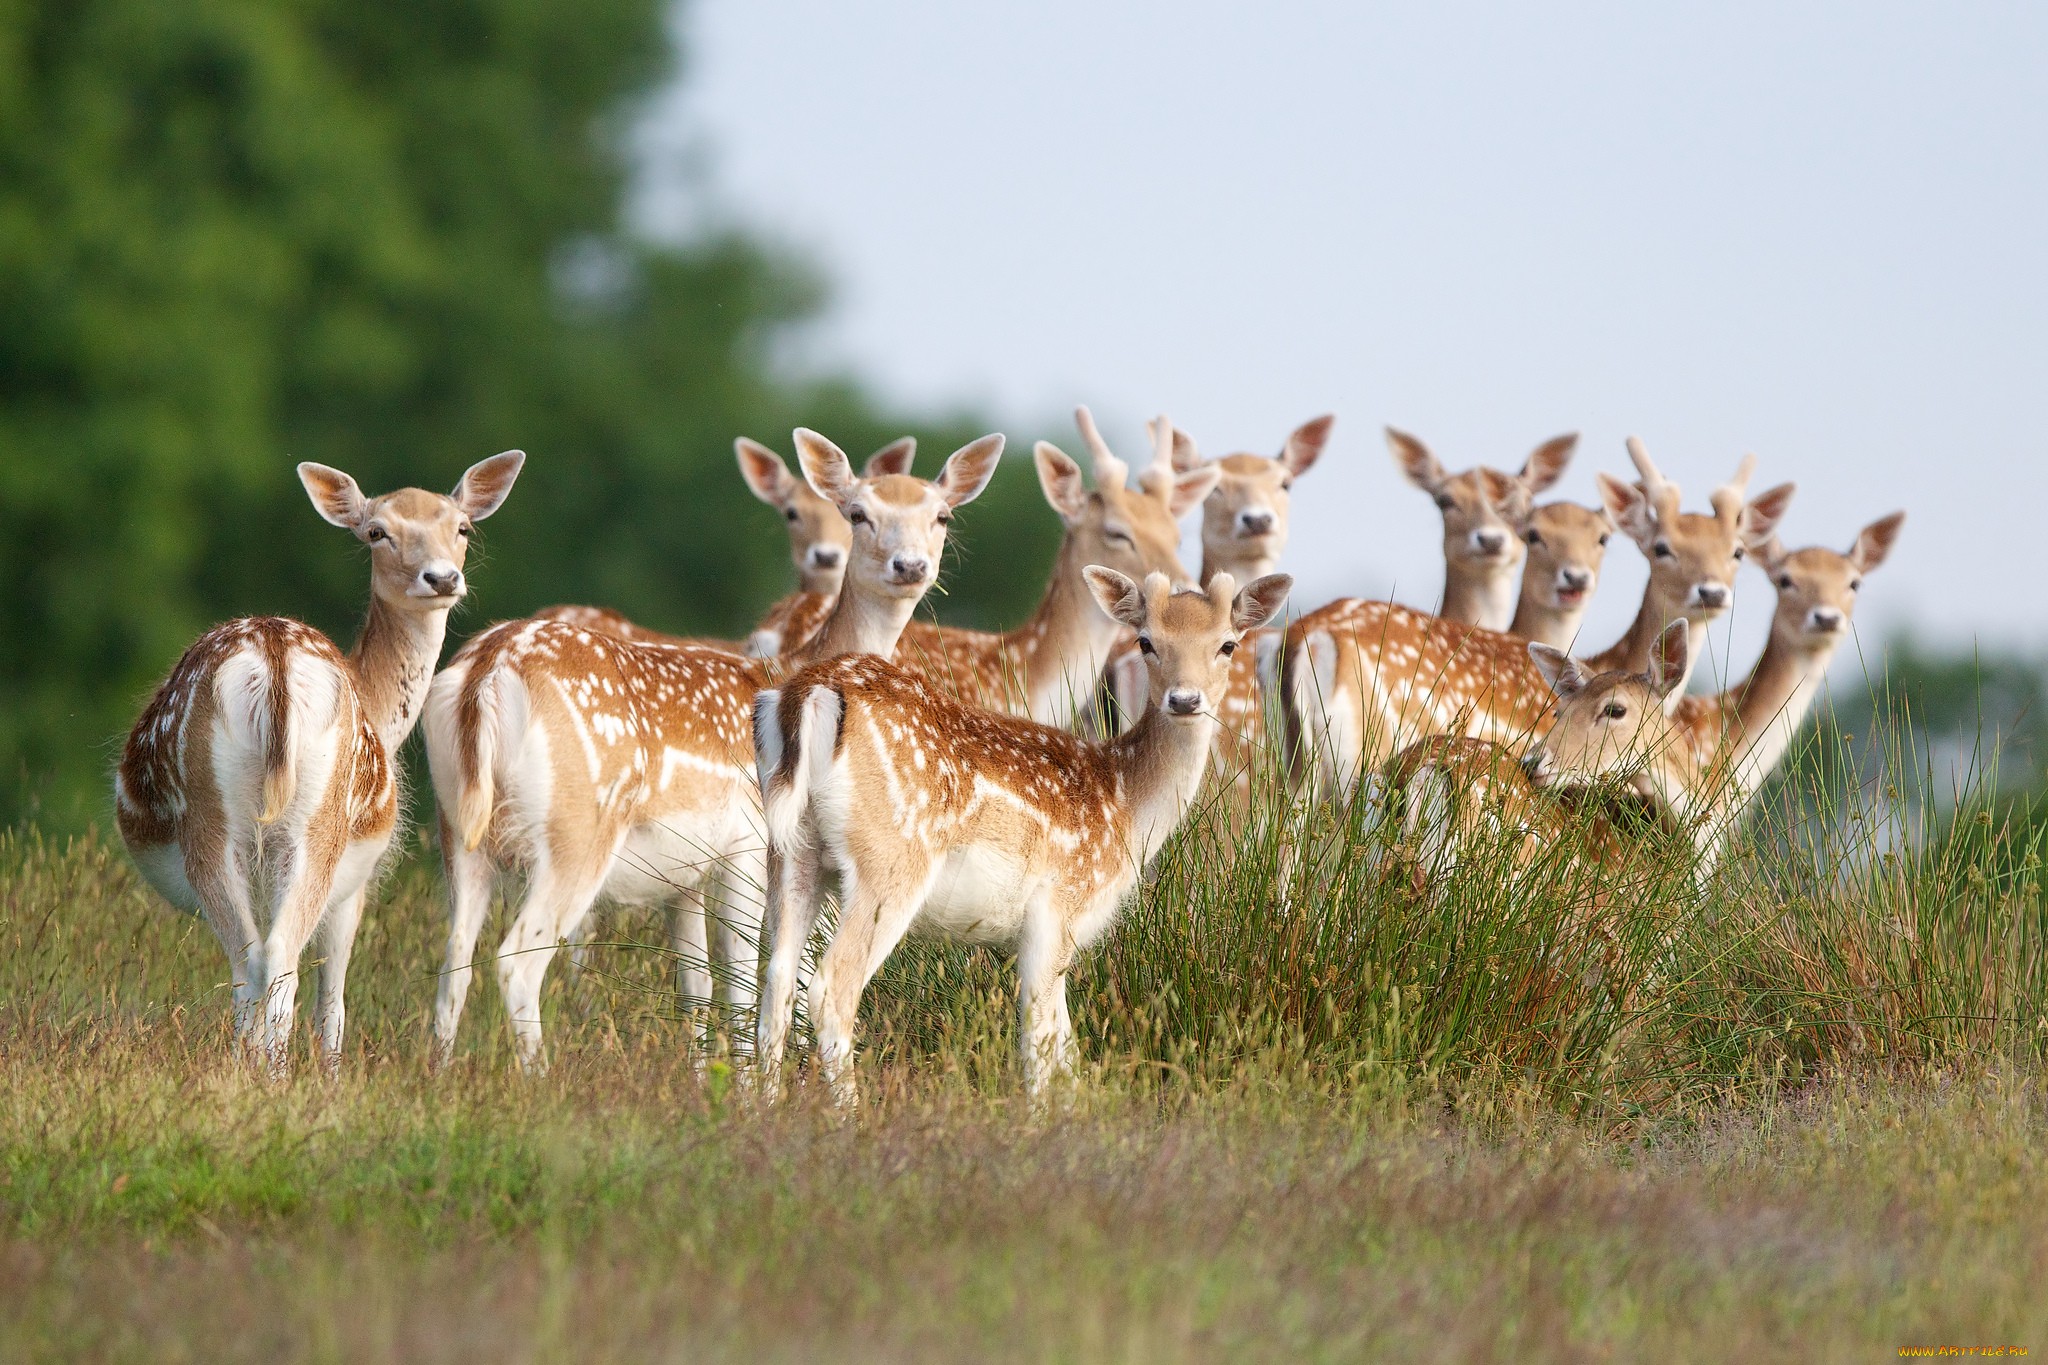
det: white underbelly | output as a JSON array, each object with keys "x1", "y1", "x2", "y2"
[
  {"x1": 913, "y1": 844, "x2": 1039, "y2": 944},
  {"x1": 603, "y1": 815, "x2": 736, "y2": 906},
  {"x1": 129, "y1": 841, "x2": 200, "y2": 914}
]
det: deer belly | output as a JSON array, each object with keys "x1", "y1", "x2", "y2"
[
  {"x1": 915, "y1": 844, "x2": 1036, "y2": 944},
  {"x1": 128, "y1": 840, "x2": 201, "y2": 914},
  {"x1": 604, "y1": 814, "x2": 733, "y2": 906}
]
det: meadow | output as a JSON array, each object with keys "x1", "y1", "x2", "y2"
[{"x1": 3, "y1": 715, "x2": 2046, "y2": 1362}]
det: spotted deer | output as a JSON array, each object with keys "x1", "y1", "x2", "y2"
[
  {"x1": 116, "y1": 452, "x2": 526, "y2": 1074},
  {"x1": 1389, "y1": 428, "x2": 1578, "y2": 631},
  {"x1": 889, "y1": 407, "x2": 1217, "y2": 728},
  {"x1": 532, "y1": 436, "x2": 915, "y2": 655},
  {"x1": 423, "y1": 430, "x2": 1002, "y2": 1068},
  {"x1": 1106, "y1": 415, "x2": 1334, "y2": 794},
  {"x1": 1286, "y1": 438, "x2": 1794, "y2": 807},
  {"x1": 1507, "y1": 499, "x2": 1617, "y2": 648},
  {"x1": 752, "y1": 567, "x2": 1293, "y2": 1104}
]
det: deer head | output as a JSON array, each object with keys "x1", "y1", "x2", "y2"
[
  {"x1": 1389, "y1": 428, "x2": 1576, "y2": 577},
  {"x1": 1084, "y1": 568, "x2": 1293, "y2": 719},
  {"x1": 1749, "y1": 511, "x2": 1905, "y2": 652},
  {"x1": 1516, "y1": 499, "x2": 1617, "y2": 617},
  {"x1": 738, "y1": 435, "x2": 916, "y2": 595},
  {"x1": 1038, "y1": 408, "x2": 1218, "y2": 589},
  {"x1": 1598, "y1": 439, "x2": 1795, "y2": 625},
  {"x1": 793, "y1": 429, "x2": 1000, "y2": 603},
  {"x1": 298, "y1": 452, "x2": 525, "y2": 612},
  {"x1": 1165, "y1": 415, "x2": 1334, "y2": 582},
  {"x1": 1525, "y1": 619, "x2": 1693, "y2": 802}
]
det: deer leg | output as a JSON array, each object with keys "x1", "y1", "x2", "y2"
[
  {"x1": 668, "y1": 883, "x2": 713, "y2": 1017},
  {"x1": 185, "y1": 838, "x2": 265, "y2": 1052},
  {"x1": 432, "y1": 815, "x2": 496, "y2": 1067},
  {"x1": 495, "y1": 852, "x2": 609, "y2": 1073},
  {"x1": 1017, "y1": 894, "x2": 1077, "y2": 1095},
  {"x1": 258, "y1": 836, "x2": 343, "y2": 1081},
  {"x1": 809, "y1": 865, "x2": 931, "y2": 1109},
  {"x1": 754, "y1": 844, "x2": 820, "y2": 1093},
  {"x1": 713, "y1": 839, "x2": 766, "y2": 1024},
  {"x1": 314, "y1": 883, "x2": 368, "y2": 1075}
]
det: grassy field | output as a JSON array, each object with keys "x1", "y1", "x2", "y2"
[{"x1": 3, "y1": 735, "x2": 2047, "y2": 1360}]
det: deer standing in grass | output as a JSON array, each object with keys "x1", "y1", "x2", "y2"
[
  {"x1": 423, "y1": 431, "x2": 1001, "y2": 1068},
  {"x1": 1286, "y1": 438, "x2": 1794, "y2": 807},
  {"x1": 889, "y1": 407, "x2": 1217, "y2": 728},
  {"x1": 1389, "y1": 428, "x2": 1578, "y2": 631},
  {"x1": 753, "y1": 565, "x2": 1293, "y2": 1104},
  {"x1": 116, "y1": 453, "x2": 525, "y2": 1074},
  {"x1": 533, "y1": 436, "x2": 914, "y2": 655}
]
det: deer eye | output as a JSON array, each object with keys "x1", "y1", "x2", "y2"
[
  {"x1": 1597, "y1": 533, "x2": 1610, "y2": 547},
  {"x1": 848, "y1": 507, "x2": 869, "y2": 526},
  {"x1": 1434, "y1": 495, "x2": 1455, "y2": 512},
  {"x1": 1732, "y1": 546, "x2": 1746, "y2": 561},
  {"x1": 1279, "y1": 478, "x2": 1293, "y2": 492},
  {"x1": 1778, "y1": 574, "x2": 1795, "y2": 590},
  {"x1": 1137, "y1": 636, "x2": 1155, "y2": 656},
  {"x1": 1219, "y1": 639, "x2": 1237, "y2": 657},
  {"x1": 1652, "y1": 542, "x2": 1674, "y2": 559},
  {"x1": 1104, "y1": 526, "x2": 1134, "y2": 546},
  {"x1": 365, "y1": 526, "x2": 387, "y2": 543},
  {"x1": 1523, "y1": 529, "x2": 1542, "y2": 547},
  {"x1": 935, "y1": 510, "x2": 951, "y2": 525},
  {"x1": 1601, "y1": 701, "x2": 1627, "y2": 720},
  {"x1": 1849, "y1": 578, "x2": 1862, "y2": 591},
  {"x1": 457, "y1": 523, "x2": 472, "y2": 538},
  {"x1": 785, "y1": 507, "x2": 800, "y2": 522}
]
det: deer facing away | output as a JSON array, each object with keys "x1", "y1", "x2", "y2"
[
  {"x1": 116, "y1": 452, "x2": 526, "y2": 1074},
  {"x1": 752, "y1": 566, "x2": 1293, "y2": 1105}
]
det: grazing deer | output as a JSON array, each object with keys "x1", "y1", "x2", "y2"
[
  {"x1": 532, "y1": 436, "x2": 915, "y2": 655},
  {"x1": 1285, "y1": 438, "x2": 1794, "y2": 807},
  {"x1": 890, "y1": 408, "x2": 1217, "y2": 727},
  {"x1": 752, "y1": 567, "x2": 1293, "y2": 1104},
  {"x1": 423, "y1": 431, "x2": 1001, "y2": 1068},
  {"x1": 1389, "y1": 429, "x2": 1578, "y2": 631},
  {"x1": 1507, "y1": 500, "x2": 1616, "y2": 649},
  {"x1": 116, "y1": 453, "x2": 526, "y2": 1074}
]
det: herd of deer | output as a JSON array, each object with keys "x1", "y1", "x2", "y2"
[{"x1": 112, "y1": 408, "x2": 1903, "y2": 1101}]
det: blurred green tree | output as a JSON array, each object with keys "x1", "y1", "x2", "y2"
[{"x1": 0, "y1": 0, "x2": 1059, "y2": 828}]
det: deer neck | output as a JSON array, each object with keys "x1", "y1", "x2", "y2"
[
  {"x1": 792, "y1": 574, "x2": 919, "y2": 665},
  {"x1": 1201, "y1": 543, "x2": 1279, "y2": 590},
  {"x1": 1110, "y1": 702, "x2": 1218, "y2": 866},
  {"x1": 1439, "y1": 562, "x2": 1518, "y2": 632},
  {"x1": 1582, "y1": 585, "x2": 1700, "y2": 692},
  {"x1": 1508, "y1": 588, "x2": 1588, "y2": 650},
  {"x1": 348, "y1": 596, "x2": 451, "y2": 753},
  {"x1": 1013, "y1": 534, "x2": 1128, "y2": 726},
  {"x1": 1712, "y1": 625, "x2": 1838, "y2": 804}
]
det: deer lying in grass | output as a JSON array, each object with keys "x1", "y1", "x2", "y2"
[
  {"x1": 1286, "y1": 438, "x2": 1794, "y2": 807},
  {"x1": 1507, "y1": 499, "x2": 1616, "y2": 648},
  {"x1": 1389, "y1": 428, "x2": 1578, "y2": 631},
  {"x1": 423, "y1": 431, "x2": 1001, "y2": 1068},
  {"x1": 117, "y1": 452, "x2": 525, "y2": 1074},
  {"x1": 889, "y1": 408, "x2": 1216, "y2": 727},
  {"x1": 752, "y1": 566, "x2": 1293, "y2": 1104},
  {"x1": 534, "y1": 436, "x2": 915, "y2": 655}
]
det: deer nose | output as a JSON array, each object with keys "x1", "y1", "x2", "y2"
[
  {"x1": 1694, "y1": 583, "x2": 1729, "y2": 611},
  {"x1": 887, "y1": 553, "x2": 930, "y2": 584},
  {"x1": 1238, "y1": 509, "x2": 1275, "y2": 536},
  {"x1": 1810, "y1": 607, "x2": 1845, "y2": 633},
  {"x1": 419, "y1": 566, "x2": 464, "y2": 598},
  {"x1": 1164, "y1": 688, "x2": 1204, "y2": 716},
  {"x1": 1472, "y1": 529, "x2": 1507, "y2": 556},
  {"x1": 1559, "y1": 567, "x2": 1592, "y2": 592},
  {"x1": 808, "y1": 544, "x2": 843, "y2": 571},
  {"x1": 1521, "y1": 749, "x2": 1553, "y2": 785}
]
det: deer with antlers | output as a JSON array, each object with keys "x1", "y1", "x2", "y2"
[
  {"x1": 116, "y1": 452, "x2": 526, "y2": 1074},
  {"x1": 752, "y1": 563, "x2": 1294, "y2": 1104},
  {"x1": 533, "y1": 436, "x2": 916, "y2": 655},
  {"x1": 422, "y1": 431, "x2": 1002, "y2": 1068},
  {"x1": 888, "y1": 407, "x2": 1217, "y2": 728},
  {"x1": 1389, "y1": 429, "x2": 1579, "y2": 631},
  {"x1": 1286, "y1": 438, "x2": 1794, "y2": 807}
]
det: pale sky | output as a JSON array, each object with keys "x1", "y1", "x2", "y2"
[{"x1": 634, "y1": 2, "x2": 2048, "y2": 685}]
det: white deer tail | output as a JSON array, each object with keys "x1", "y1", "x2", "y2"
[
  {"x1": 1286, "y1": 628, "x2": 1348, "y2": 802},
  {"x1": 756, "y1": 684, "x2": 841, "y2": 856}
]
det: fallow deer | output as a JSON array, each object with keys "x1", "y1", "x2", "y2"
[
  {"x1": 423, "y1": 431, "x2": 1001, "y2": 1068},
  {"x1": 1389, "y1": 428, "x2": 1578, "y2": 631},
  {"x1": 116, "y1": 452, "x2": 526, "y2": 1074},
  {"x1": 1507, "y1": 500, "x2": 1617, "y2": 648},
  {"x1": 752, "y1": 567, "x2": 1294, "y2": 1104},
  {"x1": 889, "y1": 408, "x2": 1217, "y2": 728},
  {"x1": 532, "y1": 436, "x2": 915, "y2": 654},
  {"x1": 1286, "y1": 438, "x2": 1794, "y2": 807}
]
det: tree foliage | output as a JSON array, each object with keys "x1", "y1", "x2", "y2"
[{"x1": 0, "y1": 0, "x2": 1058, "y2": 827}]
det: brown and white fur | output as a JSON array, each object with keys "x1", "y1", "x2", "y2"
[
  {"x1": 1286, "y1": 438, "x2": 1794, "y2": 807},
  {"x1": 532, "y1": 436, "x2": 915, "y2": 655},
  {"x1": 890, "y1": 408, "x2": 1217, "y2": 727},
  {"x1": 116, "y1": 453, "x2": 525, "y2": 1074},
  {"x1": 753, "y1": 568, "x2": 1293, "y2": 1104},
  {"x1": 1507, "y1": 500, "x2": 1616, "y2": 648},
  {"x1": 1389, "y1": 429, "x2": 1577, "y2": 632},
  {"x1": 423, "y1": 431, "x2": 1001, "y2": 1068}
]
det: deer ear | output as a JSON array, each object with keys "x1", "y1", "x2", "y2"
[
  {"x1": 1597, "y1": 472, "x2": 1655, "y2": 548},
  {"x1": 299, "y1": 463, "x2": 368, "y2": 529},
  {"x1": 1741, "y1": 482, "x2": 1797, "y2": 550},
  {"x1": 1647, "y1": 619, "x2": 1691, "y2": 708},
  {"x1": 1849, "y1": 511, "x2": 1905, "y2": 573},
  {"x1": 1231, "y1": 574, "x2": 1294, "y2": 633},
  {"x1": 1169, "y1": 425, "x2": 1205, "y2": 474},
  {"x1": 793, "y1": 429, "x2": 860, "y2": 509},
  {"x1": 1386, "y1": 427, "x2": 1445, "y2": 492},
  {"x1": 1528, "y1": 642, "x2": 1592, "y2": 698},
  {"x1": 1167, "y1": 464, "x2": 1222, "y2": 518},
  {"x1": 1479, "y1": 467, "x2": 1528, "y2": 518},
  {"x1": 1033, "y1": 442, "x2": 1089, "y2": 525},
  {"x1": 935, "y1": 433, "x2": 1004, "y2": 508},
  {"x1": 1083, "y1": 565, "x2": 1147, "y2": 630},
  {"x1": 1280, "y1": 415, "x2": 1334, "y2": 478},
  {"x1": 1520, "y1": 433, "x2": 1577, "y2": 495},
  {"x1": 736, "y1": 438, "x2": 797, "y2": 505},
  {"x1": 862, "y1": 436, "x2": 916, "y2": 479},
  {"x1": 452, "y1": 450, "x2": 525, "y2": 521}
]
